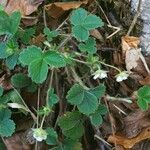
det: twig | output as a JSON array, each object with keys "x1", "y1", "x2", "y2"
[{"x1": 127, "y1": 0, "x2": 142, "y2": 35}]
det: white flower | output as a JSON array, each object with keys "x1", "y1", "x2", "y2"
[
  {"x1": 92, "y1": 70, "x2": 107, "y2": 80},
  {"x1": 115, "y1": 71, "x2": 129, "y2": 82},
  {"x1": 33, "y1": 128, "x2": 47, "y2": 142}
]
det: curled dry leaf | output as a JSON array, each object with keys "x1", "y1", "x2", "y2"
[
  {"x1": 0, "y1": 0, "x2": 43, "y2": 16},
  {"x1": 45, "y1": 0, "x2": 88, "y2": 18},
  {"x1": 139, "y1": 75, "x2": 150, "y2": 85},
  {"x1": 108, "y1": 126, "x2": 150, "y2": 149}
]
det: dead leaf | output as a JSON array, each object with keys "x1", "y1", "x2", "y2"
[
  {"x1": 1, "y1": 0, "x2": 43, "y2": 16},
  {"x1": 45, "y1": 0, "x2": 88, "y2": 18},
  {"x1": 122, "y1": 36, "x2": 140, "y2": 54},
  {"x1": 108, "y1": 126, "x2": 150, "y2": 148},
  {"x1": 90, "y1": 29, "x2": 104, "y2": 41},
  {"x1": 125, "y1": 48, "x2": 141, "y2": 71}
]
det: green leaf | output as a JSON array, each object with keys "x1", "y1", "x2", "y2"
[
  {"x1": 83, "y1": 15, "x2": 104, "y2": 30},
  {"x1": 0, "y1": 86, "x2": 4, "y2": 96},
  {"x1": 25, "y1": 82, "x2": 37, "y2": 93},
  {"x1": 11, "y1": 73, "x2": 31, "y2": 88},
  {"x1": 78, "y1": 37, "x2": 97, "y2": 54},
  {"x1": 0, "y1": 42, "x2": 9, "y2": 58},
  {"x1": 90, "y1": 113, "x2": 103, "y2": 127},
  {"x1": 19, "y1": 45, "x2": 43, "y2": 66},
  {"x1": 138, "y1": 86, "x2": 150, "y2": 101},
  {"x1": 67, "y1": 84, "x2": 84, "y2": 105},
  {"x1": 28, "y1": 58, "x2": 48, "y2": 84},
  {"x1": 90, "y1": 104, "x2": 107, "y2": 126},
  {"x1": 0, "y1": 108, "x2": 15, "y2": 137},
  {"x1": 58, "y1": 111, "x2": 84, "y2": 139},
  {"x1": 77, "y1": 91, "x2": 98, "y2": 115},
  {"x1": 46, "y1": 128, "x2": 58, "y2": 145},
  {"x1": 89, "y1": 84, "x2": 106, "y2": 99},
  {"x1": 9, "y1": 11, "x2": 21, "y2": 35},
  {"x1": 44, "y1": 27, "x2": 59, "y2": 42},
  {"x1": 70, "y1": 8, "x2": 87, "y2": 26},
  {"x1": 0, "y1": 118, "x2": 15, "y2": 137},
  {"x1": 72, "y1": 25, "x2": 89, "y2": 41},
  {"x1": 137, "y1": 98, "x2": 148, "y2": 111},
  {"x1": 21, "y1": 28, "x2": 35, "y2": 44},
  {"x1": 70, "y1": 8, "x2": 104, "y2": 41},
  {"x1": 6, "y1": 53, "x2": 19, "y2": 70},
  {"x1": 48, "y1": 88, "x2": 59, "y2": 107},
  {"x1": 44, "y1": 51, "x2": 66, "y2": 68}
]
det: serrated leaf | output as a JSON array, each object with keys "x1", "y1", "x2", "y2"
[
  {"x1": 90, "y1": 104, "x2": 107, "y2": 126},
  {"x1": 11, "y1": 73, "x2": 31, "y2": 88},
  {"x1": 83, "y1": 15, "x2": 104, "y2": 30},
  {"x1": 67, "y1": 84, "x2": 84, "y2": 105},
  {"x1": 58, "y1": 111, "x2": 84, "y2": 139},
  {"x1": 90, "y1": 113, "x2": 103, "y2": 126},
  {"x1": 137, "y1": 98, "x2": 148, "y2": 111},
  {"x1": 70, "y1": 8, "x2": 87, "y2": 26},
  {"x1": 72, "y1": 25, "x2": 89, "y2": 41},
  {"x1": 77, "y1": 91, "x2": 98, "y2": 115},
  {"x1": 0, "y1": 118, "x2": 15, "y2": 137},
  {"x1": 89, "y1": 84, "x2": 106, "y2": 99},
  {"x1": 44, "y1": 27, "x2": 59, "y2": 42},
  {"x1": 19, "y1": 45, "x2": 43, "y2": 66},
  {"x1": 44, "y1": 51, "x2": 66, "y2": 68},
  {"x1": 0, "y1": 42, "x2": 10, "y2": 58},
  {"x1": 0, "y1": 108, "x2": 11, "y2": 119},
  {"x1": 48, "y1": 88, "x2": 59, "y2": 108},
  {"x1": 46, "y1": 128, "x2": 58, "y2": 145},
  {"x1": 70, "y1": 8, "x2": 104, "y2": 41},
  {"x1": 9, "y1": 11, "x2": 21, "y2": 35},
  {"x1": 78, "y1": 37, "x2": 97, "y2": 54},
  {"x1": 138, "y1": 85, "x2": 150, "y2": 100},
  {"x1": 28, "y1": 58, "x2": 48, "y2": 84}
]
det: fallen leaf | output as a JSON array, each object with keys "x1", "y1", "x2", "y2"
[
  {"x1": 122, "y1": 36, "x2": 140, "y2": 54},
  {"x1": 0, "y1": 0, "x2": 43, "y2": 16},
  {"x1": 108, "y1": 126, "x2": 150, "y2": 149},
  {"x1": 90, "y1": 29, "x2": 104, "y2": 41},
  {"x1": 125, "y1": 48, "x2": 141, "y2": 72},
  {"x1": 45, "y1": 0, "x2": 88, "y2": 18}
]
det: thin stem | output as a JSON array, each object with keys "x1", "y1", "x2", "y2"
[
  {"x1": 40, "y1": 114, "x2": 46, "y2": 128},
  {"x1": 36, "y1": 87, "x2": 41, "y2": 128}
]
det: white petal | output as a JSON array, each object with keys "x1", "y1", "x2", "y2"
[{"x1": 116, "y1": 76, "x2": 123, "y2": 82}]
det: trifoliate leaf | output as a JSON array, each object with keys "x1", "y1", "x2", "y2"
[
  {"x1": 89, "y1": 84, "x2": 106, "y2": 99},
  {"x1": 78, "y1": 37, "x2": 97, "y2": 54},
  {"x1": 46, "y1": 128, "x2": 58, "y2": 145},
  {"x1": 44, "y1": 51, "x2": 66, "y2": 68},
  {"x1": 67, "y1": 84, "x2": 84, "y2": 105},
  {"x1": 11, "y1": 73, "x2": 31, "y2": 88},
  {"x1": 28, "y1": 58, "x2": 48, "y2": 84},
  {"x1": 0, "y1": 86, "x2": 3, "y2": 97},
  {"x1": 48, "y1": 88, "x2": 59, "y2": 108},
  {"x1": 19, "y1": 45, "x2": 43, "y2": 66},
  {"x1": 70, "y1": 8, "x2": 104, "y2": 41},
  {"x1": 0, "y1": 118, "x2": 15, "y2": 137},
  {"x1": 72, "y1": 25, "x2": 89, "y2": 41},
  {"x1": 77, "y1": 91, "x2": 98, "y2": 115},
  {"x1": 70, "y1": 8, "x2": 87, "y2": 26},
  {"x1": 58, "y1": 111, "x2": 84, "y2": 139},
  {"x1": 44, "y1": 27, "x2": 59, "y2": 42}
]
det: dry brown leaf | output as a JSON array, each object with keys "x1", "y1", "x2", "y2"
[
  {"x1": 0, "y1": 0, "x2": 43, "y2": 16},
  {"x1": 45, "y1": 0, "x2": 88, "y2": 18},
  {"x1": 122, "y1": 36, "x2": 140, "y2": 54},
  {"x1": 125, "y1": 48, "x2": 141, "y2": 72},
  {"x1": 108, "y1": 126, "x2": 150, "y2": 149},
  {"x1": 90, "y1": 29, "x2": 104, "y2": 41}
]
